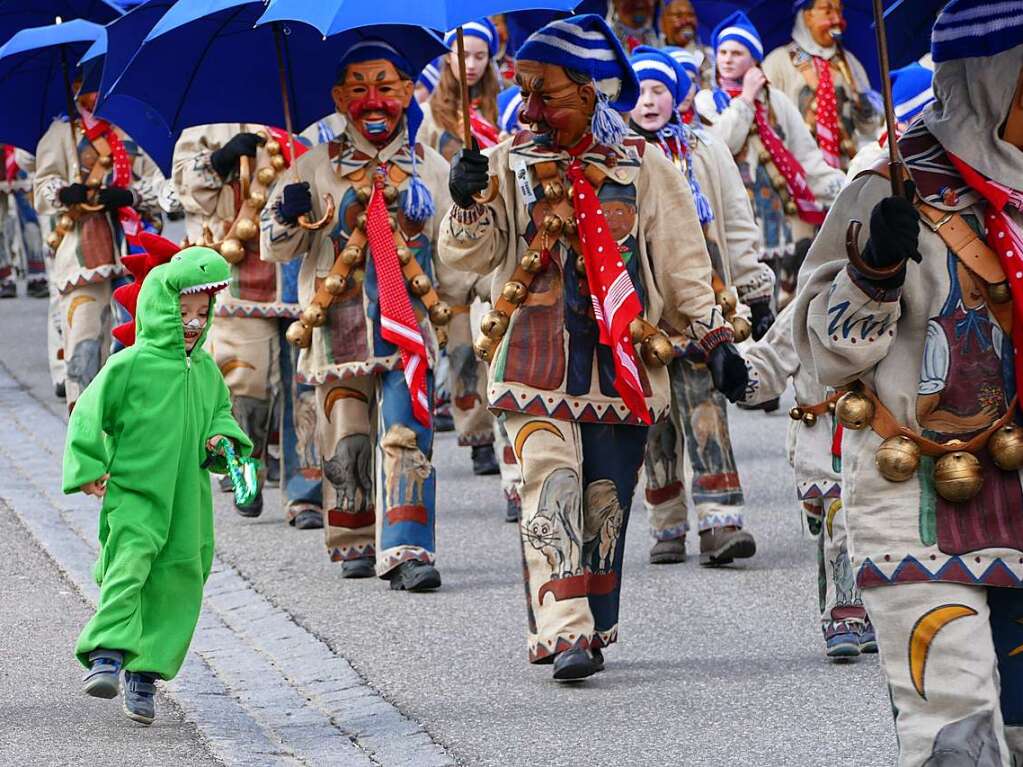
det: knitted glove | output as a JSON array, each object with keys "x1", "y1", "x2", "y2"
[
  {"x1": 861, "y1": 181, "x2": 920, "y2": 288},
  {"x1": 57, "y1": 183, "x2": 90, "y2": 207},
  {"x1": 449, "y1": 142, "x2": 490, "y2": 208},
  {"x1": 97, "y1": 187, "x2": 136, "y2": 211},
  {"x1": 277, "y1": 182, "x2": 312, "y2": 225},
  {"x1": 210, "y1": 132, "x2": 264, "y2": 179},
  {"x1": 708, "y1": 343, "x2": 749, "y2": 403},
  {"x1": 749, "y1": 299, "x2": 775, "y2": 342}
]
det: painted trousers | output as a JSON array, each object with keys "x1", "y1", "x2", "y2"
[
  {"x1": 504, "y1": 412, "x2": 647, "y2": 662},
  {"x1": 0, "y1": 189, "x2": 45, "y2": 284},
  {"x1": 863, "y1": 582, "x2": 1023, "y2": 767},
  {"x1": 316, "y1": 369, "x2": 436, "y2": 576},
  {"x1": 644, "y1": 356, "x2": 744, "y2": 540},
  {"x1": 495, "y1": 419, "x2": 523, "y2": 510},
  {"x1": 46, "y1": 252, "x2": 66, "y2": 388},
  {"x1": 212, "y1": 316, "x2": 322, "y2": 518},
  {"x1": 61, "y1": 280, "x2": 112, "y2": 407},
  {"x1": 803, "y1": 497, "x2": 866, "y2": 633}
]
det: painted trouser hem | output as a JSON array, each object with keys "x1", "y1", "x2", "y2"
[
  {"x1": 376, "y1": 546, "x2": 434, "y2": 577},
  {"x1": 285, "y1": 501, "x2": 323, "y2": 522},
  {"x1": 456, "y1": 431, "x2": 495, "y2": 448},
  {"x1": 328, "y1": 543, "x2": 376, "y2": 562},
  {"x1": 651, "y1": 523, "x2": 689, "y2": 542},
  {"x1": 697, "y1": 511, "x2": 744, "y2": 532}
]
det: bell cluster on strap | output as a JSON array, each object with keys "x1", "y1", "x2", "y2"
[
  {"x1": 48, "y1": 139, "x2": 113, "y2": 252},
  {"x1": 286, "y1": 174, "x2": 451, "y2": 350},
  {"x1": 788, "y1": 391, "x2": 840, "y2": 428},
  {"x1": 714, "y1": 286, "x2": 752, "y2": 342}
]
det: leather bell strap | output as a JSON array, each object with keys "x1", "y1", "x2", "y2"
[
  {"x1": 310, "y1": 227, "x2": 366, "y2": 310},
  {"x1": 797, "y1": 391, "x2": 841, "y2": 417},
  {"x1": 862, "y1": 387, "x2": 1018, "y2": 458}
]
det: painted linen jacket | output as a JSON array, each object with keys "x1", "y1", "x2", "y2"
[
  {"x1": 34, "y1": 118, "x2": 163, "y2": 295},
  {"x1": 438, "y1": 132, "x2": 730, "y2": 426},
  {"x1": 793, "y1": 122, "x2": 1023, "y2": 591},
  {"x1": 260, "y1": 124, "x2": 455, "y2": 386}
]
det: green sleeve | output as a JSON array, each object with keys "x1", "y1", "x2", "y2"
[
  {"x1": 203, "y1": 376, "x2": 253, "y2": 474},
  {"x1": 62, "y1": 365, "x2": 118, "y2": 494}
]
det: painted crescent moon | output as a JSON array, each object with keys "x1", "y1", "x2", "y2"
[
  {"x1": 825, "y1": 499, "x2": 842, "y2": 539},
  {"x1": 909, "y1": 603, "x2": 978, "y2": 699},
  {"x1": 513, "y1": 420, "x2": 564, "y2": 461},
  {"x1": 66, "y1": 294, "x2": 96, "y2": 328},
  {"x1": 218, "y1": 358, "x2": 256, "y2": 377},
  {"x1": 323, "y1": 386, "x2": 367, "y2": 420}
]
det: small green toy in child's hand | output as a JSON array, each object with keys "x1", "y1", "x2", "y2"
[{"x1": 210, "y1": 437, "x2": 260, "y2": 507}]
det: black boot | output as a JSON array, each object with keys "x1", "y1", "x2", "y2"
[
  {"x1": 388, "y1": 560, "x2": 441, "y2": 592},
  {"x1": 54, "y1": 381, "x2": 66, "y2": 400},
  {"x1": 27, "y1": 279, "x2": 49, "y2": 298},
  {"x1": 552, "y1": 648, "x2": 595, "y2": 682},
  {"x1": 234, "y1": 490, "x2": 263, "y2": 518},
  {"x1": 341, "y1": 557, "x2": 376, "y2": 579},
  {"x1": 471, "y1": 444, "x2": 499, "y2": 476},
  {"x1": 590, "y1": 647, "x2": 605, "y2": 673}
]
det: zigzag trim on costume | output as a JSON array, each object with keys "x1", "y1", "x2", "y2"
[
  {"x1": 857, "y1": 554, "x2": 1023, "y2": 589},
  {"x1": 215, "y1": 302, "x2": 301, "y2": 320},
  {"x1": 488, "y1": 387, "x2": 665, "y2": 427},
  {"x1": 697, "y1": 512, "x2": 744, "y2": 532},
  {"x1": 296, "y1": 358, "x2": 405, "y2": 386},
  {"x1": 327, "y1": 543, "x2": 376, "y2": 562},
  {"x1": 797, "y1": 480, "x2": 841, "y2": 501},
  {"x1": 57, "y1": 264, "x2": 124, "y2": 294}
]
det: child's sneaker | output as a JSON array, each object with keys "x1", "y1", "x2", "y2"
[
  {"x1": 858, "y1": 619, "x2": 878, "y2": 654},
  {"x1": 823, "y1": 620, "x2": 861, "y2": 660},
  {"x1": 122, "y1": 671, "x2": 158, "y2": 725},
  {"x1": 82, "y1": 649, "x2": 122, "y2": 698}
]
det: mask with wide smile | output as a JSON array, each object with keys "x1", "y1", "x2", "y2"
[{"x1": 334, "y1": 60, "x2": 414, "y2": 146}]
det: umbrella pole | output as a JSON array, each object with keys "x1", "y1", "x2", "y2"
[
  {"x1": 271, "y1": 23, "x2": 299, "y2": 179},
  {"x1": 58, "y1": 46, "x2": 82, "y2": 183},
  {"x1": 456, "y1": 27, "x2": 473, "y2": 148},
  {"x1": 872, "y1": 0, "x2": 904, "y2": 197}
]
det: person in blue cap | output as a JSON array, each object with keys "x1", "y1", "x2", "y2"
[
  {"x1": 695, "y1": 10, "x2": 844, "y2": 308},
  {"x1": 496, "y1": 85, "x2": 524, "y2": 140},
  {"x1": 628, "y1": 45, "x2": 774, "y2": 568},
  {"x1": 440, "y1": 13, "x2": 748, "y2": 681},
  {"x1": 261, "y1": 39, "x2": 458, "y2": 592},
  {"x1": 763, "y1": 1, "x2": 881, "y2": 172},
  {"x1": 658, "y1": 0, "x2": 713, "y2": 89},
  {"x1": 793, "y1": 3, "x2": 1023, "y2": 760}
]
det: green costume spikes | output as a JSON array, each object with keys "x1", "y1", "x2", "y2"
[{"x1": 63, "y1": 247, "x2": 251, "y2": 680}]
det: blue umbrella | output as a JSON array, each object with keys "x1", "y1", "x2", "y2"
[
  {"x1": 0, "y1": 19, "x2": 104, "y2": 152},
  {"x1": 883, "y1": 0, "x2": 943, "y2": 70},
  {"x1": 0, "y1": 0, "x2": 122, "y2": 48}
]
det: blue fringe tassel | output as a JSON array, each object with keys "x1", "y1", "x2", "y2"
[
  {"x1": 712, "y1": 88, "x2": 731, "y2": 114},
  {"x1": 402, "y1": 151, "x2": 434, "y2": 223},
  {"x1": 658, "y1": 122, "x2": 714, "y2": 226},
  {"x1": 591, "y1": 92, "x2": 627, "y2": 146}
]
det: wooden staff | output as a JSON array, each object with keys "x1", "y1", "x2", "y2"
[
  {"x1": 872, "y1": 0, "x2": 905, "y2": 196},
  {"x1": 59, "y1": 46, "x2": 83, "y2": 183},
  {"x1": 455, "y1": 26, "x2": 497, "y2": 202}
]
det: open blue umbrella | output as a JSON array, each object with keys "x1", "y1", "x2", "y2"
[
  {"x1": 0, "y1": 19, "x2": 104, "y2": 153},
  {"x1": 0, "y1": 0, "x2": 122, "y2": 48},
  {"x1": 883, "y1": 0, "x2": 943, "y2": 70}
]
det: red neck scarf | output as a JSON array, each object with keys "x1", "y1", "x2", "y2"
[
  {"x1": 948, "y1": 152, "x2": 1023, "y2": 400},
  {"x1": 2, "y1": 145, "x2": 17, "y2": 182},
  {"x1": 80, "y1": 109, "x2": 141, "y2": 238},
  {"x1": 566, "y1": 158, "x2": 651, "y2": 425},
  {"x1": 725, "y1": 86, "x2": 825, "y2": 226},
  {"x1": 813, "y1": 57, "x2": 842, "y2": 169},
  {"x1": 365, "y1": 168, "x2": 431, "y2": 427},
  {"x1": 469, "y1": 101, "x2": 500, "y2": 149}
]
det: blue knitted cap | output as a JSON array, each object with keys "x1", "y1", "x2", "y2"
[
  {"x1": 891, "y1": 62, "x2": 934, "y2": 122},
  {"x1": 445, "y1": 19, "x2": 499, "y2": 58},
  {"x1": 931, "y1": 0, "x2": 1023, "y2": 63},
  {"x1": 630, "y1": 46, "x2": 692, "y2": 108},
  {"x1": 497, "y1": 85, "x2": 523, "y2": 133},
  {"x1": 712, "y1": 10, "x2": 763, "y2": 63}
]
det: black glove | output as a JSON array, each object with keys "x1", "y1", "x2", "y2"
[
  {"x1": 748, "y1": 299, "x2": 775, "y2": 342},
  {"x1": 708, "y1": 342, "x2": 749, "y2": 404},
  {"x1": 449, "y1": 141, "x2": 490, "y2": 208},
  {"x1": 58, "y1": 183, "x2": 90, "y2": 207},
  {"x1": 277, "y1": 182, "x2": 312, "y2": 225},
  {"x1": 861, "y1": 181, "x2": 920, "y2": 287},
  {"x1": 210, "y1": 131, "x2": 264, "y2": 179},
  {"x1": 97, "y1": 187, "x2": 136, "y2": 211}
]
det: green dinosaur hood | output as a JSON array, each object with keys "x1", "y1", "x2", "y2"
[{"x1": 135, "y1": 246, "x2": 231, "y2": 355}]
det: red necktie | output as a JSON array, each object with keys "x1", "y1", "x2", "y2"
[{"x1": 813, "y1": 57, "x2": 842, "y2": 169}]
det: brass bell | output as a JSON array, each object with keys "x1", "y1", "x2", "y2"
[
  {"x1": 341, "y1": 245, "x2": 364, "y2": 267},
  {"x1": 501, "y1": 280, "x2": 527, "y2": 304},
  {"x1": 46, "y1": 230, "x2": 62, "y2": 250},
  {"x1": 58, "y1": 213, "x2": 75, "y2": 232},
  {"x1": 97, "y1": 154, "x2": 113, "y2": 169},
  {"x1": 520, "y1": 249, "x2": 543, "y2": 274},
  {"x1": 234, "y1": 217, "x2": 259, "y2": 241},
  {"x1": 356, "y1": 212, "x2": 367, "y2": 230},
  {"x1": 542, "y1": 214, "x2": 563, "y2": 236},
  {"x1": 562, "y1": 219, "x2": 577, "y2": 236},
  {"x1": 474, "y1": 333, "x2": 497, "y2": 362},
  {"x1": 256, "y1": 167, "x2": 277, "y2": 186},
  {"x1": 435, "y1": 326, "x2": 448, "y2": 348},
  {"x1": 87, "y1": 177, "x2": 102, "y2": 190},
  {"x1": 802, "y1": 411, "x2": 818, "y2": 427},
  {"x1": 409, "y1": 273, "x2": 432, "y2": 296},
  {"x1": 989, "y1": 424, "x2": 1023, "y2": 471},
  {"x1": 265, "y1": 139, "x2": 282, "y2": 156},
  {"x1": 480, "y1": 309, "x2": 510, "y2": 339},
  {"x1": 784, "y1": 200, "x2": 798, "y2": 216},
  {"x1": 429, "y1": 301, "x2": 452, "y2": 326},
  {"x1": 220, "y1": 238, "x2": 246, "y2": 263},
  {"x1": 789, "y1": 407, "x2": 804, "y2": 421},
  {"x1": 730, "y1": 316, "x2": 752, "y2": 343},
  {"x1": 715, "y1": 290, "x2": 737, "y2": 316},
  {"x1": 285, "y1": 320, "x2": 313, "y2": 348},
  {"x1": 934, "y1": 450, "x2": 984, "y2": 503},
  {"x1": 629, "y1": 317, "x2": 648, "y2": 344},
  {"x1": 383, "y1": 185, "x2": 398, "y2": 204},
  {"x1": 875, "y1": 435, "x2": 920, "y2": 482},
  {"x1": 356, "y1": 187, "x2": 371, "y2": 204},
  {"x1": 301, "y1": 303, "x2": 327, "y2": 328},
  {"x1": 988, "y1": 281, "x2": 1013, "y2": 304},
  {"x1": 835, "y1": 391, "x2": 874, "y2": 430},
  {"x1": 543, "y1": 181, "x2": 564, "y2": 201},
  {"x1": 828, "y1": 401, "x2": 837, "y2": 414},
  {"x1": 395, "y1": 246, "x2": 413, "y2": 265},
  {"x1": 324, "y1": 274, "x2": 346, "y2": 295},
  {"x1": 641, "y1": 333, "x2": 674, "y2": 367},
  {"x1": 248, "y1": 190, "x2": 267, "y2": 211},
  {"x1": 271, "y1": 154, "x2": 287, "y2": 171},
  {"x1": 389, "y1": 214, "x2": 399, "y2": 232},
  {"x1": 575, "y1": 255, "x2": 587, "y2": 276}
]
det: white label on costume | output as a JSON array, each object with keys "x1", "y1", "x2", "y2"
[{"x1": 512, "y1": 157, "x2": 536, "y2": 204}]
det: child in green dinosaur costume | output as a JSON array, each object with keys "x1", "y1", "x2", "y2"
[{"x1": 62, "y1": 245, "x2": 252, "y2": 725}]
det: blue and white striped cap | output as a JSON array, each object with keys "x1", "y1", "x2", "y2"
[
  {"x1": 515, "y1": 13, "x2": 640, "y2": 111},
  {"x1": 891, "y1": 62, "x2": 935, "y2": 122},
  {"x1": 417, "y1": 57, "x2": 442, "y2": 94},
  {"x1": 630, "y1": 46, "x2": 692, "y2": 108},
  {"x1": 662, "y1": 45, "x2": 702, "y2": 84},
  {"x1": 712, "y1": 10, "x2": 764, "y2": 63},
  {"x1": 444, "y1": 19, "x2": 499, "y2": 58},
  {"x1": 932, "y1": 0, "x2": 1023, "y2": 62},
  {"x1": 497, "y1": 85, "x2": 523, "y2": 133}
]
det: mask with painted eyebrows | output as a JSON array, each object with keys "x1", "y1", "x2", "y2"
[
  {"x1": 515, "y1": 60, "x2": 596, "y2": 149},
  {"x1": 332, "y1": 59, "x2": 414, "y2": 145}
]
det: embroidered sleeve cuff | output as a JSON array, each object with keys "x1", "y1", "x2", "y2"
[
  {"x1": 698, "y1": 324, "x2": 735, "y2": 355},
  {"x1": 846, "y1": 264, "x2": 903, "y2": 302},
  {"x1": 735, "y1": 267, "x2": 775, "y2": 304},
  {"x1": 448, "y1": 203, "x2": 491, "y2": 241},
  {"x1": 195, "y1": 151, "x2": 227, "y2": 190}
]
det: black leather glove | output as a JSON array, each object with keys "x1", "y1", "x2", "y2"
[
  {"x1": 861, "y1": 181, "x2": 920, "y2": 287},
  {"x1": 58, "y1": 183, "x2": 90, "y2": 207},
  {"x1": 277, "y1": 182, "x2": 312, "y2": 225},
  {"x1": 748, "y1": 299, "x2": 775, "y2": 342},
  {"x1": 210, "y1": 131, "x2": 264, "y2": 179},
  {"x1": 708, "y1": 342, "x2": 749, "y2": 403},
  {"x1": 98, "y1": 187, "x2": 136, "y2": 211},
  {"x1": 449, "y1": 141, "x2": 490, "y2": 208}
]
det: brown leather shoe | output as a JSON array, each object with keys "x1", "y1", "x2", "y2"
[
  {"x1": 699, "y1": 526, "x2": 756, "y2": 566},
  {"x1": 649, "y1": 538, "x2": 687, "y2": 564}
]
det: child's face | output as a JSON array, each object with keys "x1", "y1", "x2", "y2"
[{"x1": 180, "y1": 292, "x2": 210, "y2": 352}]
